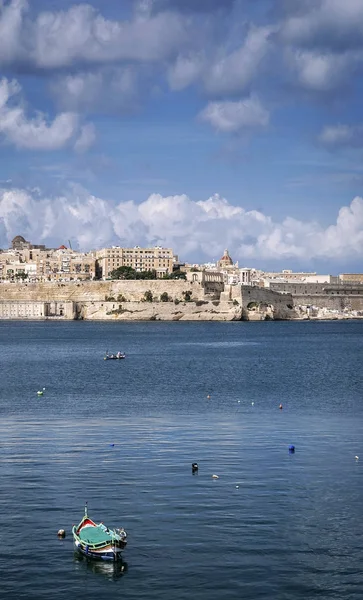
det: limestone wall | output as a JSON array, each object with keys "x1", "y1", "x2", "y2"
[
  {"x1": 239, "y1": 286, "x2": 297, "y2": 320},
  {"x1": 79, "y1": 299, "x2": 241, "y2": 321},
  {"x1": 292, "y1": 294, "x2": 363, "y2": 311},
  {"x1": 0, "y1": 280, "x2": 206, "y2": 302}
]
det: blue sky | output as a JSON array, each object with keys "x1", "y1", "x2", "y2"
[{"x1": 1, "y1": 0, "x2": 363, "y2": 272}]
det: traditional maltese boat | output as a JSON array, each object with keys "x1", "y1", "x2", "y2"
[{"x1": 72, "y1": 504, "x2": 127, "y2": 561}]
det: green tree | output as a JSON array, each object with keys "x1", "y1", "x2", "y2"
[
  {"x1": 182, "y1": 290, "x2": 192, "y2": 302},
  {"x1": 110, "y1": 266, "x2": 136, "y2": 279},
  {"x1": 160, "y1": 292, "x2": 170, "y2": 302},
  {"x1": 144, "y1": 290, "x2": 153, "y2": 302},
  {"x1": 163, "y1": 269, "x2": 186, "y2": 280}
]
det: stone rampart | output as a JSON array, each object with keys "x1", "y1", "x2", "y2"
[
  {"x1": 0, "y1": 280, "x2": 206, "y2": 302},
  {"x1": 239, "y1": 286, "x2": 296, "y2": 320},
  {"x1": 80, "y1": 300, "x2": 241, "y2": 321},
  {"x1": 292, "y1": 294, "x2": 363, "y2": 311}
]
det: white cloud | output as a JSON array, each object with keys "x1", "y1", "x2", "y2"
[
  {"x1": 200, "y1": 96, "x2": 269, "y2": 133},
  {"x1": 203, "y1": 26, "x2": 273, "y2": 96},
  {"x1": 286, "y1": 50, "x2": 351, "y2": 91},
  {"x1": 0, "y1": 77, "x2": 80, "y2": 150},
  {"x1": 318, "y1": 123, "x2": 363, "y2": 148},
  {"x1": 0, "y1": 0, "x2": 191, "y2": 69},
  {"x1": 167, "y1": 26, "x2": 273, "y2": 95},
  {"x1": 167, "y1": 54, "x2": 205, "y2": 91},
  {"x1": 50, "y1": 67, "x2": 141, "y2": 114},
  {"x1": 0, "y1": 0, "x2": 26, "y2": 65},
  {"x1": 1, "y1": 185, "x2": 363, "y2": 264},
  {"x1": 74, "y1": 123, "x2": 96, "y2": 153},
  {"x1": 281, "y1": 0, "x2": 363, "y2": 51}
]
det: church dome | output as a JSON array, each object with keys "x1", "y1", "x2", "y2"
[
  {"x1": 218, "y1": 249, "x2": 233, "y2": 266},
  {"x1": 12, "y1": 235, "x2": 26, "y2": 244}
]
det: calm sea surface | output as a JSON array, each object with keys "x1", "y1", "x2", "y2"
[{"x1": 0, "y1": 320, "x2": 362, "y2": 600}]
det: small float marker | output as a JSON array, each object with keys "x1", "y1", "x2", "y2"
[
  {"x1": 355, "y1": 456, "x2": 359, "y2": 460},
  {"x1": 289, "y1": 445, "x2": 295, "y2": 454},
  {"x1": 279, "y1": 404, "x2": 283, "y2": 410},
  {"x1": 57, "y1": 529, "x2": 66, "y2": 538},
  {"x1": 192, "y1": 463, "x2": 198, "y2": 472},
  {"x1": 235, "y1": 485, "x2": 239, "y2": 489},
  {"x1": 251, "y1": 402, "x2": 254, "y2": 406},
  {"x1": 109, "y1": 443, "x2": 115, "y2": 447},
  {"x1": 212, "y1": 474, "x2": 219, "y2": 479},
  {"x1": 207, "y1": 395, "x2": 211, "y2": 399}
]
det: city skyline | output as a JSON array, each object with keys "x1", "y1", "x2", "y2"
[{"x1": 1, "y1": 0, "x2": 363, "y2": 271}]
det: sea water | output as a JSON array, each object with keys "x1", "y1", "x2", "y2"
[{"x1": 0, "y1": 320, "x2": 362, "y2": 600}]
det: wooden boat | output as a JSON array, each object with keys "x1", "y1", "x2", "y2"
[
  {"x1": 72, "y1": 504, "x2": 127, "y2": 561},
  {"x1": 104, "y1": 353, "x2": 126, "y2": 360}
]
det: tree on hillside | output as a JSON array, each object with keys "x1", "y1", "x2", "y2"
[
  {"x1": 110, "y1": 266, "x2": 136, "y2": 279},
  {"x1": 143, "y1": 290, "x2": 153, "y2": 302},
  {"x1": 110, "y1": 266, "x2": 157, "y2": 280},
  {"x1": 163, "y1": 269, "x2": 186, "y2": 280}
]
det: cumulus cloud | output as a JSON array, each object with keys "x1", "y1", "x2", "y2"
[
  {"x1": 0, "y1": 0, "x2": 191, "y2": 70},
  {"x1": 286, "y1": 49, "x2": 353, "y2": 92},
  {"x1": 203, "y1": 26, "x2": 273, "y2": 96},
  {"x1": 167, "y1": 26, "x2": 273, "y2": 95},
  {"x1": 74, "y1": 123, "x2": 96, "y2": 153},
  {"x1": 280, "y1": 0, "x2": 363, "y2": 52},
  {"x1": 0, "y1": 77, "x2": 81, "y2": 150},
  {"x1": 2, "y1": 184, "x2": 363, "y2": 264},
  {"x1": 200, "y1": 96, "x2": 269, "y2": 133}
]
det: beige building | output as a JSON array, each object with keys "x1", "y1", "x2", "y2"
[
  {"x1": 0, "y1": 245, "x2": 95, "y2": 281},
  {"x1": 339, "y1": 273, "x2": 363, "y2": 284},
  {"x1": 95, "y1": 246, "x2": 174, "y2": 279},
  {"x1": 35, "y1": 248, "x2": 96, "y2": 281}
]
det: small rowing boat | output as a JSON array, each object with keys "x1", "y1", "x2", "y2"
[
  {"x1": 104, "y1": 352, "x2": 126, "y2": 360},
  {"x1": 72, "y1": 504, "x2": 127, "y2": 561}
]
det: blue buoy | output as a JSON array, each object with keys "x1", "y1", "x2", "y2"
[
  {"x1": 289, "y1": 445, "x2": 295, "y2": 454},
  {"x1": 109, "y1": 443, "x2": 115, "y2": 447}
]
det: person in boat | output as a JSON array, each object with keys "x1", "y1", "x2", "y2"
[{"x1": 117, "y1": 351, "x2": 121, "y2": 358}]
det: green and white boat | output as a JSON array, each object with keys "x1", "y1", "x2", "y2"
[{"x1": 72, "y1": 504, "x2": 127, "y2": 561}]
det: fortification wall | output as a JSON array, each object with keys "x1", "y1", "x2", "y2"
[
  {"x1": 239, "y1": 286, "x2": 296, "y2": 319},
  {"x1": 0, "y1": 280, "x2": 206, "y2": 302},
  {"x1": 292, "y1": 294, "x2": 363, "y2": 311},
  {"x1": 80, "y1": 300, "x2": 242, "y2": 321}
]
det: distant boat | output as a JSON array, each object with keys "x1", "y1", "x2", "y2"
[
  {"x1": 72, "y1": 504, "x2": 127, "y2": 561},
  {"x1": 104, "y1": 352, "x2": 126, "y2": 360}
]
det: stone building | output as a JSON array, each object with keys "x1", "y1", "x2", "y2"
[
  {"x1": 95, "y1": 246, "x2": 174, "y2": 279},
  {"x1": 11, "y1": 235, "x2": 46, "y2": 251},
  {"x1": 339, "y1": 273, "x2": 363, "y2": 284}
]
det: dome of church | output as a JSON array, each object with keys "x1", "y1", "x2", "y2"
[
  {"x1": 218, "y1": 249, "x2": 233, "y2": 266},
  {"x1": 12, "y1": 235, "x2": 26, "y2": 244}
]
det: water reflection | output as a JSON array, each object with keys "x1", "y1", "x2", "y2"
[{"x1": 73, "y1": 553, "x2": 128, "y2": 580}]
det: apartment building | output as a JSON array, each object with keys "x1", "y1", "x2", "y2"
[
  {"x1": 95, "y1": 246, "x2": 174, "y2": 279},
  {"x1": 0, "y1": 247, "x2": 95, "y2": 281}
]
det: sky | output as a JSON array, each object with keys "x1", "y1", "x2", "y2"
[{"x1": 0, "y1": 0, "x2": 363, "y2": 272}]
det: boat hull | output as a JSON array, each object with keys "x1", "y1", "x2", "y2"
[{"x1": 74, "y1": 539, "x2": 125, "y2": 561}]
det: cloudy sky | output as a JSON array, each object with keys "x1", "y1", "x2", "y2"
[{"x1": 1, "y1": 0, "x2": 363, "y2": 271}]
